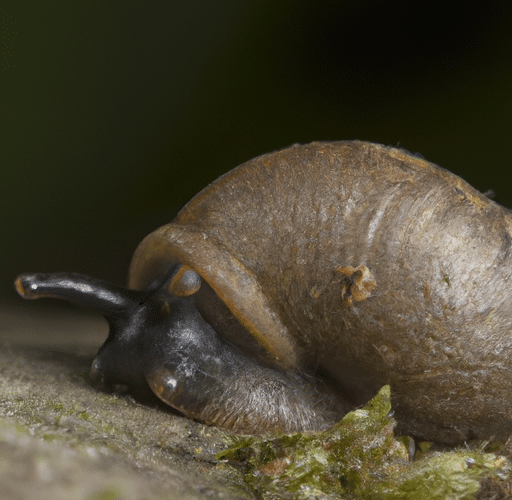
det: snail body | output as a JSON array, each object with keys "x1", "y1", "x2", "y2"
[{"x1": 16, "y1": 141, "x2": 512, "y2": 443}]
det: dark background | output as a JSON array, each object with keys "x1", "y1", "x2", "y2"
[{"x1": 3, "y1": 1, "x2": 512, "y2": 303}]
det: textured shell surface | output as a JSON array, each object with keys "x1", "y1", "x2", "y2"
[{"x1": 129, "y1": 141, "x2": 512, "y2": 442}]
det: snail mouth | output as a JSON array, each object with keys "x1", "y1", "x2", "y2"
[
  {"x1": 88, "y1": 358, "x2": 135, "y2": 396},
  {"x1": 88, "y1": 353, "x2": 164, "y2": 408},
  {"x1": 109, "y1": 383, "x2": 130, "y2": 394},
  {"x1": 88, "y1": 360, "x2": 103, "y2": 387}
]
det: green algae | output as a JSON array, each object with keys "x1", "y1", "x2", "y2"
[
  {"x1": 84, "y1": 488, "x2": 123, "y2": 500},
  {"x1": 218, "y1": 386, "x2": 510, "y2": 499},
  {"x1": 442, "y1": 275, "x2": 452, "y2": 286},
  {"x1": 374, "y1": 451, "x2": 508, "y2": 500}
]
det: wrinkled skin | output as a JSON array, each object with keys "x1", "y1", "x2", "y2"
[{"x1": 16, "y1": 141, "x2": 512, "y2": 443}]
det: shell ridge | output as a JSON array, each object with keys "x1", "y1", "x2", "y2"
[{"x1": 129, "y1": 223, "x2": 299, "y2": 369}]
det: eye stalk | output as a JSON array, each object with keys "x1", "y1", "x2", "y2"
[
  {"x1": 15, "y1": 272, "x2": 143, "y2": 314},
  {"x1": 167, "y1": 265, "x2": 201, "y2": 296}
]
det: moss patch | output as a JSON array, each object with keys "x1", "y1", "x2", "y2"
[{"x1": 218, "y1": 386, "x2": 511, "y2": 499}]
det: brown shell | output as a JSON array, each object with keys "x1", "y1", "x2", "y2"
[{"x1": 128, "y1": 140, "x2": 512, "y2": 443}]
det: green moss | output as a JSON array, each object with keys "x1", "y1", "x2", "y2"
[
  {"x1": 42, "y1": 433, "x2": 58, "y2": 442},
  {"x1": 218, "y1": 386, "x2": 510, "y2": 499},
  {"x1": 441, "y1": 275, "x2": 451, "y2": 286},
  {"x1": 48, "y1": 402, "x2": 64, "y2": 411},
  {"x1": 85, "y1": 487, "x2": 122, "y2": 500},
  {"x1": 374, "y1": 452, "x2": 506, "y2": 500},
  {"x1": 101, "y1": 423, "x2": 117, "y2": 434},
  {"x1": 47, "y1": 401, "x2": 91, "y2": 422}
]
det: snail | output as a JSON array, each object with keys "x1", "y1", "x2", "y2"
[{"x1": 15, "y1": 140, "x2": 512, "y2": 444}]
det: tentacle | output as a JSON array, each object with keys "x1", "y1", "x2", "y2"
[{"x1": 15, "y1": 272, "x2": 144, "y2": 319}]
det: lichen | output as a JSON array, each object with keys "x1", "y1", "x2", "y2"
[
  {"x1": 84, "y1": 488, "x2": 123, "y2": 500},
  {"x1": 218, "y1": 386, "x2": 510, "y2": 499}
]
